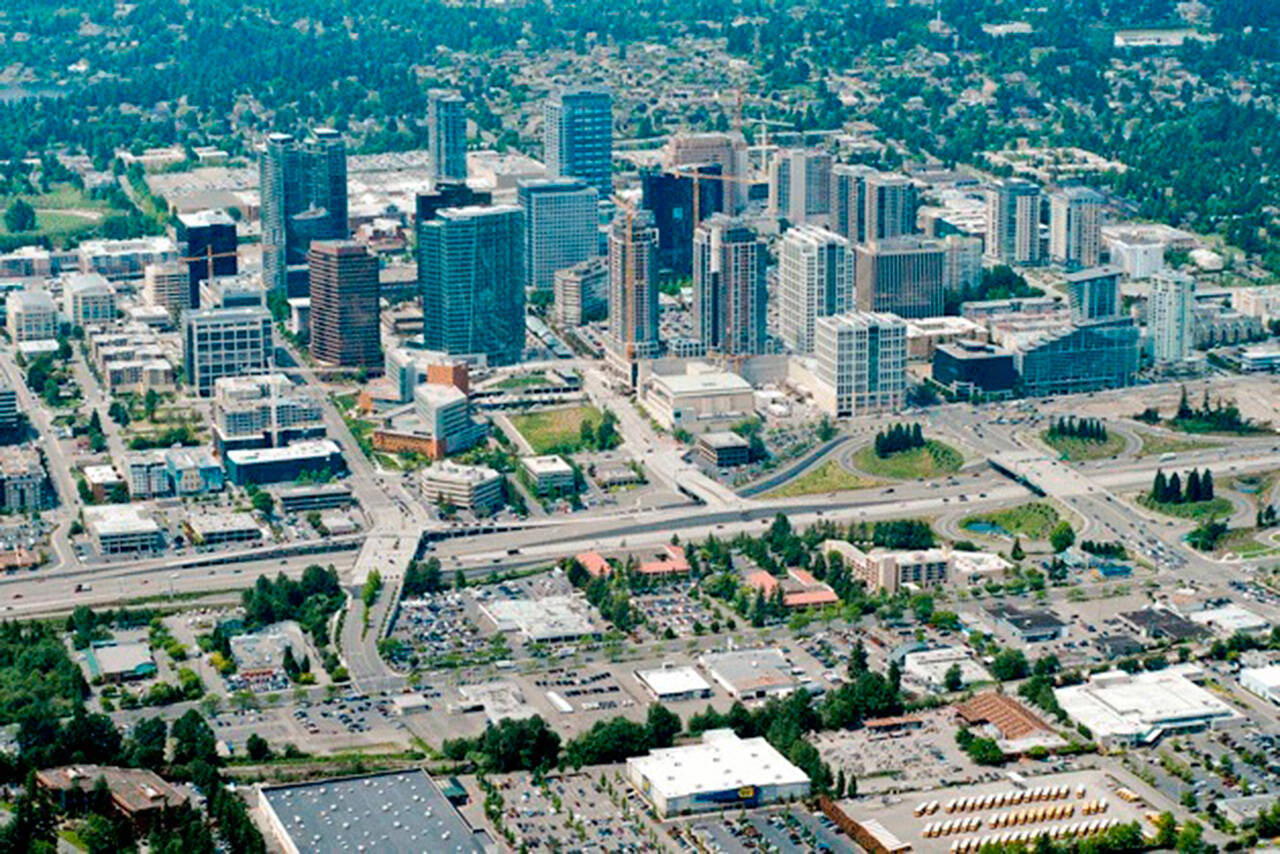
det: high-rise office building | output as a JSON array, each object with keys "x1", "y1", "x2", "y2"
[
  {"x1": 607, "y1": 209, "x2": 660, "y2": 361},
  {"x1": 308, "y1": 241, "x2": 381, "y2": 370},
  {"x1": 831, "y1": 164, "x2": 877, "y2": 244},
  {"x1": 985, "y1": 178, "x2": 1043, "y2": 265},
  {"x1": 1011, "y1": 319, "x2": 1139, "y2": 396},
  {"x1": 428, "y1": 89, "x2": 468, "y2": 183},
  {"x1": 769, "y1": 149, "x2": 832, "y2": 226},
  {"x1": 814, "y1": 311, "x2": 907, "y2": 418},
  {"x1": 692, "y1": 215, "x2": 767, "y2": 358},
  {"x1": 641, "y1": 165, "x2": 724, "y2": 276},
  {"x1": 517, "y1": 178, "x2": 598, "y2": 291},
  {"x1": 864, "y1": 172, "x2": 917, "y2": 242},
  {"x1": 1149, "y1": 269, "x2": 1195, "y2": 364},
  {"x1": 1049, "y1": 186, "x2": 1104, "y2": 269},
  {"x1": 544, "y1": 89, "x2": 613, "y2": 198},
  {"x1": 942, "y1": 235, "x2": 983, "y2": 294},
  {"x1": 1064, "y1": 266, "x2": 1121, "y2": 323},
  {"x1": 260, "y1": 129, "x2": 349, "y2": 295},
  {"x1": 855, "y1": 237, "x2": 946, "y2": 319},
  {"x1": 418, "y1": 205, "x2": 526, "y2": 366},
  {"x1": 778, "y1": 225, "x2": 854, "y2": 354},
  {"x1": 554, "y1": 257, "x2": 609, "y2": 327},
  {"x1": 183, "y1": 305, "x2": 273, "y2": 397},
  {"x1": 175, "y1": 209, "x2": 237, "y2": 307},
  {"x1": 661, "y1": 132, "x2": 748, "y2": 213}
]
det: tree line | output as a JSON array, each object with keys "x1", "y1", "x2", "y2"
[
  {"x1": 1149, "y1": 468, "x2": 1215, "y2": 505},
  {"x1": 1047, "y1": 417, "x2": 1107, "y2": 442},
  {"x1": 874, "y1": 422, "x2": 925, "y2": 458}
]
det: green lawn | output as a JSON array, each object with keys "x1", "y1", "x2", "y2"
[
  {"x1": 1214, "y1": 529, "x2": 1278, "y2": 558},
  {"x1": 495, "y1": 372, "x2": 549, "y2": 390},
  {"x1": 1041, "y1": 430, "x2": 1126, "y2": 461},
  {"x1": 510, "y1": 405, "x2": 604, "y2": 454},
  {"x1": 0, "y1": 183, "x2": 111, "y2": 247},
  {"x1": 963, "y1": 502, "x2": 1060, "y2": 539},
  {"x1": 1135, "y1": 432, "x2": 1221, "y2": 458},
  {"x1": 766, "y1": 460, "x2": 883, "y2": 498},
  {"x1": 1137, "y1": 495, "x2": 1233, "y2": 520},
  {"x1": 852, "y1": 440, "x2": 963, "y2": 480}
]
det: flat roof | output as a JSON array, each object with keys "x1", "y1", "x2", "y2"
[
  {"x1": 627, "y1": 729, "x2": 809, "y2": 800},
  {"x1": 521, "y1": 454, "x2": 573, "y2": 475},
  {"x1": 653, "y1": 371, "x2": 752, "y2": 396},
  {"x1": 635, "y1": 666, "x2": 712, "y2": 698},
  {"x1": 1188, "y1": 604, "x2": 1270, "y2": 634},
  {"x1": 260, "y1": 770, "x2": 483, "y2": 854},
  {"x1": 83, "y1": 505, "x2": 161, "y2": 537},
  {"x1": 226, "y1": 439, "x2": 341, "y2": 465},
  {"x1": 1054, "y1": 669, "x2": 1239, "y2": 742},
  {"x1": 698, "y1": 431, "x2": 749, "y2": 449},
  {"x1": 87, "y1": 642, "x2": 155, "y2": 677},
  {"x1": 699, "y1": 648, "x2": 797, "y2": 695},
  {"x1": 187, "y1": 512, "x2": 262, "y2": 536},
  {"x1": 423, "y1": 461, "x2": 501, "y2": 485},
  {"x1": 481, "y1": 595, "x2": 596, "y2": 642},
  {"x1": 1240, "y1": 664, "x2": 1280, "y2": 692}
]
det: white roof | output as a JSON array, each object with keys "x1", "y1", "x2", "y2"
[
  {"x1": 1188, "y1": 604, "x2": 1270, "y2": 634},
  {"x1": 1054, "y1": 670, "x2": 1238, "y2": 741},
  {"x1": 226, "y1": 439, "x2": 341, "y2": 465},
  {"x1": 423, "y1": 461, "x2": 501, "y2": 485},
  {"x1": 627, "y1": 729, "x2": 809, "y2": 800},
  {"x1": 522, "y1": 455, "x2": 573, "y2": 476},
  {"x1": 83, "y1": 505, "x2": 160, "y2": 537},
  {"x1": 652, "y1": 371, "x2": 752, "y2": 396},
  {"x1": 635, "y1": 666, "x2": 711, "y2": 698},
  {"x1": 1241, "y1": 665, "x2": 1280, "y2": 692},
  {"x1": 481, "y1": 596, "x2": 595, "y2": 642}
]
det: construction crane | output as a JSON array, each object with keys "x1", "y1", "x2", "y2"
[
  {"x1": 665, "y1": 166, "x2": 758, "y2": 226},
  {"x1": 178, "y1": 245, "x2": 238, "y2": 285}
]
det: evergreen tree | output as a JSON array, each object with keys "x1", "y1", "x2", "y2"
[
  {"x1": 1177, "y1": 386, "x2": 1193, "y2": 420},
  {"x1": 1168, "y1": 472, "x2": 1182, "y2": 504},
  {"x1": 1151, "y1": 470, "x2": 1167, "y2": 503},
  {"x1": 1201, "y1": 469, "x2": 1213, "y2": 500},
  {"x1": 1186, "y1": 469, "x2": 1201, "y2": 503}
]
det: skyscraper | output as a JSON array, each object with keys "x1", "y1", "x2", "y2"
[
  {"x1": 607, "y1": 209, "x2": 660, "y2": 362},
  {"x1": 692, "y1": 215, "x2": 767, "y2": 357},
  {"x1": 864, "y1": 172, "x2": 917, "y2": 243},
  {"x1": 831, "y1": 164, "x2": 877, "y2": 244},
  {"x1": 260, "y1": 129, "x2": 349, "y2": 295},
  {"x1": 661, "y1": 132, "x2": 748, "y2": 213},
  {"x1": 641, "y1": 164, "x2": 724, "y2": 276},
  {"x1": 308, "y1": 240, "x2": 381, "y2": 370},
  {"x1": 176, "y1": 209, "x2": 237, "y2": 308},
  {"x1": 769, "y1": 149, "x2": 833, "y2": 226},
  {"x1": 1064, "y1": 266, "x2": 1121, "y2": 323},
  {"x1": 544, "y1": 89, "x2": 613, "y2": 198},
  {"x1": 418, "y1": 205, "x2": 526, "y2": 366},
  {"x1": 855, "y1": 237, "x2": 947, "y2": 319},
  {"x1": 1149, "y1": 269, "x2": 1195, "y2": 364},
  {"x1": 428, "y1": 89, "x2": 468, "y2": 183},
  {"x1": 985, "y1": 178, "x2": 1043, "y2": 265},
  {"x1": 517, "y1": 178, "x2": 598, "y2": 291},
  {"x1": 814, "y1": 312, "x2": 907, "y2": 418},
  {"x1": 778, "y1": 224, "x2": 854, "y2": 354},
  {"x1": 1049, "y1": 186, "x2": 1104, "y2": 269},
  {"x1": 183, "y1": 306, "x2": 274, "y2": 397}
]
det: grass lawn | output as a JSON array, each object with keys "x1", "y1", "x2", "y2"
[
  {"x1": 852, "y1": 439, "x2": 963, "y2": 480},
  {"x1": 494, "y1": 372, "x2": 549, "y2": 390},
  {"x1": 510, "y1": 405, "x2": 604, "y2": 454},
  {"x1": 0, "y1": 183, "x2": 111, "y2": 247},
  {"x1": 766, "y1": 460, "x2": 883, "y2": 497},
  {"x1": 1137, "y1": 495, "x2": 1233, "y2": 520},
  {"x1": 1135, "y1": 431, "x2": 1221, "y2": 458},
  {"x1": 963, "y1": 502, "x2": 1060, "y2": 539},
  {"x1": 1040, "y1": 430, "x2": 1126, "y2": 461},
  {"x1": 1214, "y1": 529, "x2": 1279, "y2": 559}
]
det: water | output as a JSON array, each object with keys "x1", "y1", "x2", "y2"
[{"x1": 963, "y1": 520, "x2": 1010, "y2": 537}]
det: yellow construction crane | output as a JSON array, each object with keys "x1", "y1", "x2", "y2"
[{"x1": 178, "y1": 245, "x2": 239, "y2": 284}]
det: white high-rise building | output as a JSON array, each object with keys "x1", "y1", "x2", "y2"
[
  {"x1": 942, "y1": 235, "x2": 983, "y2": 295},
  {"x1": 517, "y1": 178, "x2": 599, "y2": 291},
  {"x1": 864, "y1": 172, "x2": 917, "y2": 242},
  {"x1": 1050, "y1": 186, "x2": 1104, "y2": 269},
  {"x1": 1149, "y1": 270, "x2": 1195, "y2": 364},
  {"x1": 769, "y1": 149, "x2": 832, "y2": 226},
  {"x1": 986, "y1": 179, "x2": 1043, "y2": 265},
  {"x1": 778, "y1": 225, "x2": 854, "y2": 354},
  {"x1": 814, "y1": 311, "x2": 907, "y2": 419},
  {"x1": 427, "y1": 89, "x2": 468, "y2": 183}
]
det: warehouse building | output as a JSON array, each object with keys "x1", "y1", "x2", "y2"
[
  {"x1": 1054, "y1": 668, "x2": 1241, "y2": 746},
  {"x1": 1239, "y1": 665, "x2": 1280, "y2": 705},
  {"x1": 698, "y1": 648, "x2": 800, "y2": 701},
  {"x1": 634, "y1": 665, "x2": 713, "y2": 702},
  {"x1": 259, "y1": 770, "x2": 486, "y2": 854},
  {"x1": 627, "y1": 729, "x2": 810, "y2": 818},
  {"x1": 479, "y1": 595, "x2": 599, "y2": 644},
  {"x1": 902, "y1": 647, "x2": 991, "y2": 692}
]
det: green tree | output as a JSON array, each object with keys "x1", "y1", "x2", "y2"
[
  {"x1": 4, "y1": 198, "x2": 36, "y2": 232},
  {"x1": 251, "y1": 490, "x2": 274, "y2": 515},
  {"x1": 1049, "y1": 521, "x2": 1075, "y2": 553},
  {"x1": 245, "y1": 733, "x2": 271, "y2": 760},
  {"x1": 944, "y1": 663, "x2": 964, "y2": 692}
]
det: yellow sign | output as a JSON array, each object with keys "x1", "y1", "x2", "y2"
[{"x1": 738, "y1": 786, "x2": 756, "y2": 799}]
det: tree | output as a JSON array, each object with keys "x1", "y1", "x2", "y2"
[
  {"x1": 1010, "y1": 538, "x2": 1025, "y2": 561},
  {"x1": 990, "y1": 649, "x2": 1030, "y2": 681},
  {"x1": 4, "y1": 198, "x2": 36, "y2": 232},
  {"x1": 644, "y1": 703, "x2": 681, "y2": 749},
  {"x1": 944, "y1": 663, "x2": 964, "y2": 692},
  {"x1": 251, "y1": 490, "x2": 274, "y2": 515},
  {"x1": 127, "y1": 716, "x2": 167, "y2": 770},
  {"x1": 1049, "y1": 521, "x2": 1075, "y2": 553},
  {"x1": 245, "y1": 733, "x2": 271, "y2": 760}
]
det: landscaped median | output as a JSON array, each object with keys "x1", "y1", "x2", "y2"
[
  {"x1": 851, "y1": 439, "x2": 963, "y2": 480},
  {"x1": 962, "y1": 502, "x2": 1060, "y2": 540},
  {"x1": 765, "y1": 460, "x2": 883, "y2": 498}
]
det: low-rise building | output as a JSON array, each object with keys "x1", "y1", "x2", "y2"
[
  {"x1": 521, "y1": 455, "x2": 576, "y2": 495},
  {"x1": 36, "y1": 765, "x2": 186, "y2": 829},
  {"x1": 82, "y1": 464, "x2": 124, "y2": 502},
  {"x1": 1054, "y1": 668, "x2": 1241, "y2": 746},
  {"x1": 644, "y1": 368, "x2": 755, "y2": 434},
  {"x1": 1117, "y1": 607, "x2": 1208, "y2": 643},
  {"x1": 902, "y1": 647, "x2": 991, "y2": 691},
  {"x1": 223, "y1": 439, "x2": 345, "y2": 485},
  {"x1": 822, "y1": 541, "x2": 949, "y2": 593},
  {"x1": 955, "y1": 691, "x2": 1067, "y2": 754},
  {"x1": 698, "y1": 648, "x2": 799, "y2": 701},
  {"x1": 1239, "y1": 665, "x2": 1280, "y2": 705},
  {"x1": 84, "y1": 505, "x2": 163, "y2": 554},
  {"x1": 626, "y1": 729, "x2": 810, "y2": 818},
  {"x1": 744, "y1": 568, "x2": 840, "y2": 609},
  {"x1": 123, "y1": 450, "x2": 171, "y2": 499},
  {"x1": 1187, "y1": 604, "x2": 1270, "y2": 637},
  {"x1": 372, "y1": 382, "x2": 487, "y2": 459},
  {"x1": 184, "y1": 512, "x2": 263, "y2": 546},
  {"x1": 6, "y1": 289, "x2": 57, "y2": 342},
  {"x1": 697, "y1": 431, "x2": 751, "y2": 468},
  {"x1": 84, "y1": 642, "x2": 157, "y2": 683},
  {"x1": 165, "y1": 447, "x2": 225, "y2": 495},
  {"x1": 989, "y1": 604, "x2": 1070, "y2": 643},
  {"x1": 479, "y1": 595, "x2": 599, "y2": 644},
  {"x1": 906, "y1": 316, "x2": 984, "y2": 361},
  {"x1": 276, "y1": 483, "x2": 354, "y2": 513},
  {"x1": 420, "y1": 462, "x2": 504, "y2": 514},
  {"x1": 931, "y1": 340, "x2": 1018, "y2": 399},
  {"x1": 78, "y1": 236, "x2": 179, "y2": 280},
  {"x1": 634, "y1": 665, "x2": 714, "y2": 702}
]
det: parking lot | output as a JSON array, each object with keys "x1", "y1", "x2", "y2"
[
  {"x1": 208, "y1": 695, "x2": 411, "y2": 756},
  {"x1": 385, "y1": 589, "x2": 509, "y2": 672},
  {"x1": 678, "y1": 808, "x2": 851, "y2": 853}
]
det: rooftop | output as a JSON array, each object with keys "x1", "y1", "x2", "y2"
[
  {"x1": 260, "y1": 770, "x2": 483, "y2": 854},
  {"x1": 627, "y1": 729, "x2": 809, "y2": 799},
  {"x1": 698, "y1": 431, "x2": 750, "y2": 450},
  {"x1": 86, "y1": 642, "x2": 155, "y2": 679},
  {"x1": 226, "y1": 439, "x2": 342, "y2": 465},
  {"x1": 37, "y1": 765, "x2": 187, "y2": 815},
  {"x1": 652, "y1": 371, "x2": 752, "y2": 396},
  {"x1": 699, "y1": 648, "x2": 798, "y2": 696},
  {"x1": 83, "y1": 505, "x2": 161, "y2": 538},
  {"x1": 1054, "y1": 668, "x2": 1238, "y2": 743},
  {"x1": 634, "y1": 665, "x2": 712, "y2": 698},
  {"x1": 521, "y1": 454, "x2": 574, "y2": 476}
]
